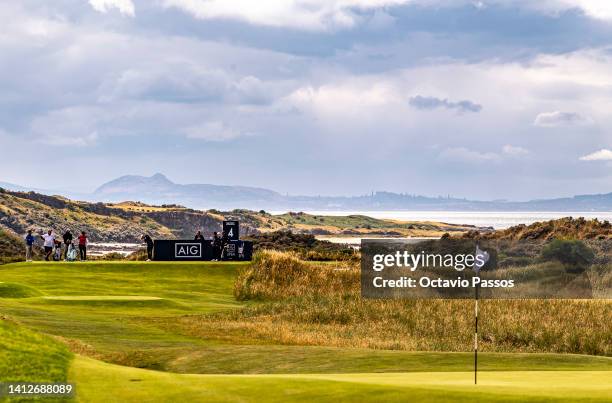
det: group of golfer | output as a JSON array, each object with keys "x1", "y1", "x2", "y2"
[
  {"x1": 24, "y1": 229, "x2": 226, "y2": 262},
  {"x1": 24, "y1": 229, "x2": 88, "y2": 262}
]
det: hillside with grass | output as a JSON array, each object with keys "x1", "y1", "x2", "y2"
[
  {"x1": 0, "y1": 188, "x2": 480, "y2": 246},
  {"x1": 0, "y1": 228, "x2": 30, "y2": 264},
  {"x1": 457, "y1": 217, "x2": 612, "y2": 240}
]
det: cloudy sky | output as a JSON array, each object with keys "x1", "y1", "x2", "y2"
[{"x1": 2, "y1": 0, "x2": 612, "y2": 200}]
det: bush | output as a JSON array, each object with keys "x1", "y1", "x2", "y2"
[
  {"x1": 127, "y1": 248, "x2": 148, "y2": 261},
  {"x1": 91, "y1": 252, "x2": 126, "y2": 261},
  {"x1": 540, "y1": 239, "x2": 595, "y2": 270},
  {"x1": 244, "y1": 230, "x2": 357, "y2": 261}
]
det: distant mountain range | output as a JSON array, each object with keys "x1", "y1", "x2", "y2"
[{"x1": 3, "y1": 173, "x2": 612, "y2": 212}]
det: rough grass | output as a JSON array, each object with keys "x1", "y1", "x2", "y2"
[
  {"x1": 220, "y1": 251, "x2": 612, "y2": 355},
  {"x1": 234, "y1": 250, "x2": 357, "y2": 300}
]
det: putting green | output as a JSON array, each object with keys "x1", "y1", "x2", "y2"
[{"x1": 70, "y1": 356, "x2": 612, "y2": 402}]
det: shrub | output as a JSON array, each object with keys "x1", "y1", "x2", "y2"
[
  {"x1": 127, "y1": 248, "x2": 148, "y2": 261},
  {"x1": 540, "y1": 239, "x2": 595, "y2": 270},
  {"x1": 91, "y1": 252, "x2": 126, "y2": 261}
]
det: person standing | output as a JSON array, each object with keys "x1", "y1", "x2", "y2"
[
  {"x1": 78, "y1": 231, "x2": 88, "y2": 261},
  {"x1": 142, "y1": 234, "x2": 154, "y2": 261},
  {"x1": 63, "y1": 229, "x2": 73, "y2": 260},
  {"x1": 221, "y1": 230, "x2": 229, "y2": 260},
  {"x1": 194, "y1": 230, "x2": 204, "y2": 241},
  {"x1": 40, "y1": 229, "x2": 55, "y2": 261},
  {"x1": 212, "y1": 232, "x2": 221, "y2": 261},
  {"x1": 25, "y1": 230, "x2": 35, "y2": 262}
]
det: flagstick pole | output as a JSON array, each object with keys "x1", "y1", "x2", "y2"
[{"x1": 474, "y1": 282, "x2": 479, "y2": 385}]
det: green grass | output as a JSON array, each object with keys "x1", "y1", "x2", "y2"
[
  {"x1": 0, "y1": 262, "x2": 245, "y2": 369},
  {"x1": 0, "y1": 319, "x2": 71, "y2": 383},
  {"x1": 1, "y1": 261, "x2": 611, "y2": 402},
  {"x1": 0, "y1": 282, "x2": 42, "y2": 298},
  {"x1": 70, "y1": 356, "x2": 612, "y2": 402}
]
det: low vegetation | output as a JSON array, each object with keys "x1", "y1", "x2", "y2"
[
  {"x1": 244, "y1": 231, "x2": 357, "y2": 261},
  {"x1": 181, "y1": 251, "x2": 612, "y2": 355},
  {"x1": 0, "y1": 228, "x2": 31, "y2": 264},
  {"x1": 463, "y1": 217, "x2": 612, "y2": 240}
]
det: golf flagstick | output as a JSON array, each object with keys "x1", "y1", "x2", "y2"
[
  {"x1": 474, "y1": 277, "x2": 479, "y2": 385},
  {"x1": 473, "y1": 244, "x2": 489, "y2": 385}
]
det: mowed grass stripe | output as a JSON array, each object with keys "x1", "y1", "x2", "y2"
[{"x1": 41, "y1": 296, "x2": 164, "y2": 301}]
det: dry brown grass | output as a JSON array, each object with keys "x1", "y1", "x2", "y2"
[
  {"x1": 234, "y1": 250, "x2": 357, "y2": 300},
  {"x1": 185, "y1": 251, "x2": 612, "y2": 355}
]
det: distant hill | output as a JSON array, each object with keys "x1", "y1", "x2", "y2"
[
  {"x1": 84, "y1": 174, "x2": 612, "y2": 211},
  {"x1": 90, "y1": 174, "x2": 612, "y2": 211},
  {"x1": 5, "y1": 173, "x2": 612, "y2": 211},
  {"x1": 0, "y1": 181, "x2": 48, "y2": 193},
  {"x1": 93, "y1": 173, "x2": 283, "y2": 209}
]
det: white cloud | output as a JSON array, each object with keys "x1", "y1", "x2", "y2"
[
  {"x1": 182, "y1": 121, "x2": 244, "y2": 141},
  {"x1": 438, "y1": 145, "x2": 530, "y2": 164},
  {"x1": 579, "y1": 149, "x2": 612, "y2": 161},
  {"x1": 466, "y1": 1, "x2": 612, "y2": 21},
  {"x1": 533, "y1": 111, "x2": 591, "y2": 127},
  {"x1": 288, "y1": 82, "x2": 398, "y2": 115},
  {"x1": 89, "y1": 0, "x2": 135, "y2": 17},
  {"x1": 160, "y1": 0, "x2": 612, "y2": 29},
  {"x1": 40, "y1": 132, "x2": 99, "y2": 147},
  {"x1": 535, "y1": 0, "x2": 612, "y2": 20},
  {"x1": 162, "y1": 0, "x2": 410, "y2": 30},
  {"x1": 502, "y1": 144, "x2": 529, "y2": 156},
  {"x1": 438, "y1": 147, "x2": 501, "y2": 164}
]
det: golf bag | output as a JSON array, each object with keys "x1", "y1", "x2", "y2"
[
  {"x1": 53, "y1": 242, "x2": 62, "y2": 261},
  {"x1": 66, "y1": 243, "x2": 78, "y2": 262}
]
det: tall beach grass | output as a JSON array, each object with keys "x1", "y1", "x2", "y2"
[{"x1": 179, "y1": 251, "x2": 612, "y2": 355}]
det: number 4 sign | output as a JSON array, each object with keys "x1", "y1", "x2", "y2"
[{"x1": 223, "y1": 221, "x2": 239, "y2": 241}]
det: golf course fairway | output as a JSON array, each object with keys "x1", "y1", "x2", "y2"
[{"x1": 1, "y1": 261, "x2": 610, "y2": 402}]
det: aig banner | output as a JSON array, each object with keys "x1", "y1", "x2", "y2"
[
  {"x1": 153, "y1": 239, "x2": 253, "y2": 261},
  {"x1": 154, "y1": 240, "x2": 213, "y2": 261},
  {"x1": 361, "y1": 238, "x2": 611, "y2": 299},
  {"x1": 175, "y1": 242, "x2": 203, "y2": 258}
]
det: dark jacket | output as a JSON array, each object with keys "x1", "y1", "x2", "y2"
[
  {"x1": 143, "y1": 235, "x2": 153, "y2": 247},
  {"x1": 63, "y1": 231, "x2": 73, "y2": 244}
]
